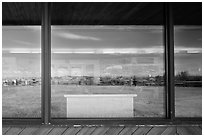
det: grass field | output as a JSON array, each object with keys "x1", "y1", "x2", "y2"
[{"x1": 2, "y1": 85, "x2": 202, "y2": 118}]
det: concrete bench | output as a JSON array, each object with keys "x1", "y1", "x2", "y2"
[{"x1": 64, "y1": 94, "x2": 137, "y2": 117}]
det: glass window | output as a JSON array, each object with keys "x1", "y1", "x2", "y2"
[
  {"x1": 173, "y1": 3, "x2": 202, "y2": 117},
  {"x1": 51, "y1": 26, "x2": 165, "y2": 118},
  {"x1": 2, "y1": 2, "x2": 202, "y2": 121},
  {"x1": 174, "y1": 26, "x2": 202, "y2": 117},
  {"x1": 2, "y1": 26, "x2": 41, "y2": 117}
]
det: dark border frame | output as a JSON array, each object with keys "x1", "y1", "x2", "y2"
[
  {"x1": 2, "y1": 2, "x2": 202, "y2": 125},
  {"x1": 41, "y1": 2, "x2": 51, "y2": 125},
  {"x1": 2, "y1": 118, "x2": 201, "y2": 126},
  {"x1": 164, "y1": 2, "x2": 175, "y2": 120}
]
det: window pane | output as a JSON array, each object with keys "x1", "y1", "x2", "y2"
[
  {"x1": 2, "y1": 26, "x2": 41, "y2": 117},
  {"x1": 51, "y1": 26, "x2": 165, "y2": 118},
  {"x1": 174, "y1": 26, "x2": 202, "y2": 117},
  {"x1": 173, "y1": 3, "x2": 202, "y2": 117}
]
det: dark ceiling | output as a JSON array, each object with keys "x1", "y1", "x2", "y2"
[{"x1": 2, "y1": 2, "x2": 202, "y2": 25}]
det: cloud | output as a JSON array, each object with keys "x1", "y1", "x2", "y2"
[
  {"x1": 149, "y1": 29, "x2": 163, "y2": 33},
  {"x1": 3, "y1": 26, "x2": 41, "y2": 31},
  {"x1": 13, "y1": 40, "x2": 35, "y2": 46},
  {"x1": 55, "y1": 32, "x2": 101, "y2": 41},
  {"x1": 21, "y1": 26, "x2": 41, "y2": 31},
  {"x1": 106, "y1": 65, "x2": 123, "y2": 70}
]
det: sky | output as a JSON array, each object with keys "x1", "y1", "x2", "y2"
[{"x1": 2, "y1": 26, "x2": 202, "y2": 78}]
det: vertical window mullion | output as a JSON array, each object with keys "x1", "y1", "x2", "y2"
[
  {"x1": 164, "y1": 2, "x2": 175, "y2": 120},
  {"x1": 41, "y1": 2, "x2": 51, "y2": 124}
]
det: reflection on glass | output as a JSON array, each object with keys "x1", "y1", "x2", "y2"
[
  {"x1": 51, "y1": 26, "x2": 165, "y2": 118},
  {"x1": 2, "y1": 26, "x2": 41, "y2": 117},
  {"x1": 174, "y1": 26, "x2": 202, "y2": 117}
]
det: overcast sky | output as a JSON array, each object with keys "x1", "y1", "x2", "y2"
[{"x1": 2, "y1": 26, "x2": 202, "y2": 78}]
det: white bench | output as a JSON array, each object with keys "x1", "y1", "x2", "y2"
[{"x1": 64, "y1": 94, "x2": 137, "y2": 117}]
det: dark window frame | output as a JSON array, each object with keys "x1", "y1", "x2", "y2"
[{"x1": 2, "y1": 2, "x2": 202, "y2": 125}]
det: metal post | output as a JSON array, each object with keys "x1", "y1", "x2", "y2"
[
  {"x1": 164, "y1": 3, "x2": 175, "y2": 120},
  {"x1": 41, "y1": 2, "x2": 51, "y2": 124}
]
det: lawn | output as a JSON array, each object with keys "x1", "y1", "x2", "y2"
[{"x1": 2, "y1": 85, "x2": 202, "y2": 118}]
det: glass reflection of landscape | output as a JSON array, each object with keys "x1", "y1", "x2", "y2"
[
  {"x1": 174, "y1": 26, "x2": 202, "y2": 117},
  {"x1": 2, "y1": 26, "x2": 41, "y2": 117},
  {"x1": 51, "y1": 26, "x2": 166, "y2": 118},
  {"x1": 2, "y1": 25, "x2": 201, "y2": 118}
]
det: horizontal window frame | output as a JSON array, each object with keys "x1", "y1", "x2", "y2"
[{"x1": 2, "y1": 118, "x2": 201, "y2": 125}]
